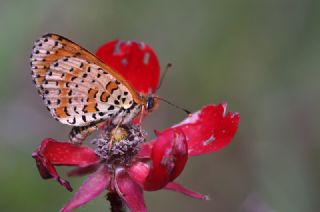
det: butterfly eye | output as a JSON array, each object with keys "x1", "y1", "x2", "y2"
[
  {"x1": 146, "y1": 97, "x2": 155, "y2": 111},
  {"x1": 146, "y1": 97, "x2": 154, "y2": 110},
  {"x1": 145, "y1": 96, "x2": 159, "y2": 112}
]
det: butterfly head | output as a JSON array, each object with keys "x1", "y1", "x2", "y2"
[{"x1": 145, "y1": 95, "x2": 159, "y2": 112}]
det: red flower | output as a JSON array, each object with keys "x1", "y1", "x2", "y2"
[
  {"x1": 96, "y1": 40, "x2": 160, "y2": 95},
  {"x1": 33, "y1": 104, "x2": 239, "y2": 212},
  {"x1": 32, "y1": 39, "x2": 240, "y2": 211}
]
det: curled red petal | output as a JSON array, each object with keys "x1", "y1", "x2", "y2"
[
  {"x1": 96, "y1": 40, "x2": 160, "y2": 94},
  {"x1": 168, "y1": 104, "x2": 240, "y2": 156},
  {"x1": 34, "y1": 138, "x2": 99, "y2": 165},
  {"x1": 32, "y1": 151, "x2": 73, "y2": 191},
  {"x1": 32, "y1": 138, "x2": 100, "y2": 191},
  {"x1": 68, "y1": 163, "x2": 100, "y2": 177},
  {"x1": 143, "y1": 129, "x2": 188, "y2": 191},
  {"x1": 61, "y1": 167, "x2": 110, "y2": 212},
  {"x1": 165, "y1": 182, "x2": 209, "y2": 200},
  {"x1": 115, "y1": 168, "x2": 146, "y2": 212}
]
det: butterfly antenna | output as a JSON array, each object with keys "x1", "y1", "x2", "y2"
[
  {"x1": 156, "y1": 97, "x2": 192, "y2": 116},
  {"x1": 157, "y1": 63, "x2": 172, "y2": 90}
]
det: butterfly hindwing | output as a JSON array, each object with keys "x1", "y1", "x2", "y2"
[{"x1": 30, "y1": 33, "x2": 142, "y2": 127}]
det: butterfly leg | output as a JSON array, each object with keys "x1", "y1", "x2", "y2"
[
  {"x1": 69, "y1": 122, "x2": 106, "y2": 144},
  {"x1": 137, "y1": 105, "x2": 146, "y2": 125}
]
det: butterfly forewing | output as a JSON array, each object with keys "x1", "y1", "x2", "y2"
[{"x1": 30, "y1": 33, "x2": 143, "y2": 126}]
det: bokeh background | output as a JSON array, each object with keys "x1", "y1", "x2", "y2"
[{"x1": 0, "y1": 0, "x2": 319, "y2": 211}]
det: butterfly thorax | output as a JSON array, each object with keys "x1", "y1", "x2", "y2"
[{"x1": 112, "y1": 94, "x2": 159, "y2": 125}]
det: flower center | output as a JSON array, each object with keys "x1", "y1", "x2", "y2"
[
  {"x1": 110, "y1": 127, "x2": 128, "y2": 142},
  {"x1": 93, "y1": 124, "x2": 146, "y2": 166}
]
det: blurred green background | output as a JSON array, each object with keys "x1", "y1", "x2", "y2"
[{"x1": 1, "y1": 0, "x2": 319, "y2": 211}]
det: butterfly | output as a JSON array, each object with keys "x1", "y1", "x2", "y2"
[{"x1": 30, "y1": 33, "x2": 159, "y2": 143}]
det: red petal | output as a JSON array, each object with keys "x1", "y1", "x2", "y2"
[
  {"x1": 32, "y1": 151, "x2": 73, "y2": 191},
  {"x1": 143, "y1": 129, "x2": 188, "y2": 191},
  {"x1": 115, "y1": 168, "x2": 146, "y2": 212},
  {"x1": 34, "y1": 138, "x2": 99, "y2": 165},
  {"x1": 32, "y1": 138, "x2": 100, "y2": 191},
  {"x1": 137, "y1": 128, "x2": 164, "y2": 158},
  {"x1": 167, "y1": 104, "x2": 240, "y2": 156},
  {"x1": 127, "y1": 162, "x2": 150, "y2": 186},
  {"x1": 96, "y1": 40, "x2": 160, "y2": 94},
  {"x1": 137, "y1": 141, "x2": 154, "y2": 159},
  {"x1": 165, "y1": 182, "x2": 209, "y2": 200},
  {"x1": 61, "y1": 167, "x2": 110, "y2": 212},
  {"x1": 68, "y1": 163, "x2": 100, "y2": 177}
]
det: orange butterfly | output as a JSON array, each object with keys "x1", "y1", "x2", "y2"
[{"x1": 30, "y1": 33, "x2": 158, "y2": 142}]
